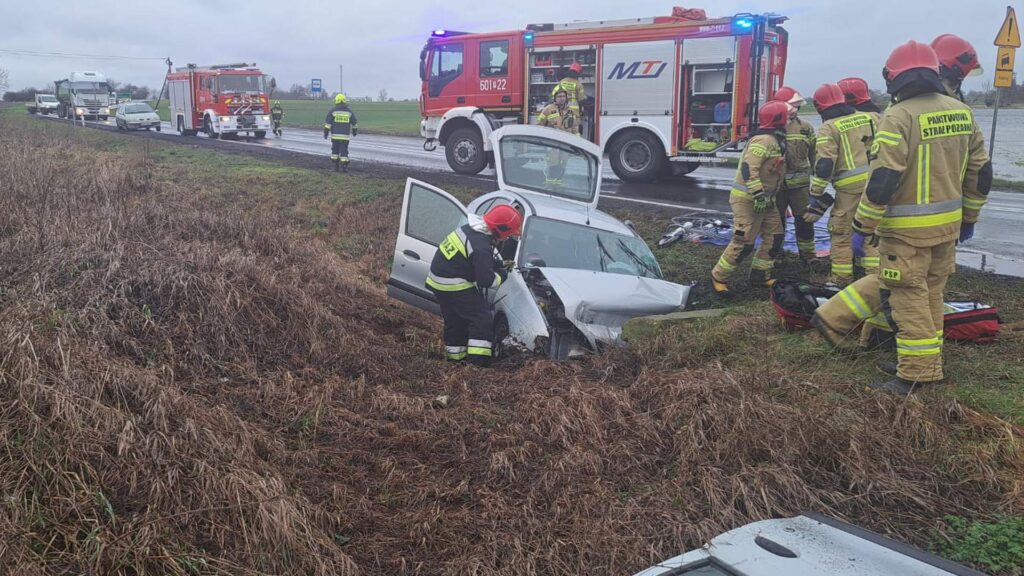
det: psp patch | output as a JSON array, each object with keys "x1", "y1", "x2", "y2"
[{"x1": 882, "y1": 268, "x2": 902, "y2": 281}]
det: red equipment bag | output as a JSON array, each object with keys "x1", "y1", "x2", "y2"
[
  {"x1": 942, "y1": 302, "x2": 1001, "y2": 343},
  {"x1": 769, "y1": 281, "x2": 840, "y2": 330}
]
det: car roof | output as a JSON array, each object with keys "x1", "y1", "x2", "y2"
[{"x1": 478, "y1": 190, "x2": 635, "y2": 237}]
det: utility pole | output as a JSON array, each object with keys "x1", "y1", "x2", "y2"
[{"x1": 339, "y1": 64, "x2": 344, "y2": 94}]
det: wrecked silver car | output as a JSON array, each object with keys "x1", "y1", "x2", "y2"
[{"x1": 387, "y1": 125, "x2": 690, "y2": 359}]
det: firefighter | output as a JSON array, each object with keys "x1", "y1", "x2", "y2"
[
  {"x1": 772, "y1": 86, "x2": 817, "y2": 265},
  {"x1": 710, "y1": 100, "x2": 789, "y2": 295},
  {"x1": 271, "y1": 100, "x2": 284, "y2": 136},
  {"x1": 552, "y1": 62, "x2": 586, "y2": 116},
  {"x1": 323, "y1": 93, "x2": 358, "y2": 172},
  {"x1": 803, "y1": 83, "x2": 878, "y2": 286},
  {"x1": 851, "y1": 40, "x2": 990, "y2": 394},
  {"x1": 536, "y1": 88, "x2": 579, "y2": 186},
  {"x1": 813, "y1": 35, "x2": 988, "y2": 363},
  {"x1": 427, "y1": 204, "x2": 523, "y2": 367},
  {"x1": 837, "y1": 78, "x2": 883, "y2": 123}
]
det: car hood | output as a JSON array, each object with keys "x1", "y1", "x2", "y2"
[{"x1": 538, "y1": 268, "x2": 689, "y2": 345}]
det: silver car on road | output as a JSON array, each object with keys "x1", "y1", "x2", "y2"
[{"x1": 387, "y1": 125, "x2": 690, "y2": 359}]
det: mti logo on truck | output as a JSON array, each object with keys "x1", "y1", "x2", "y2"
[{"x1": 607, "y1": 61, "x2": 668, "y2": 80}]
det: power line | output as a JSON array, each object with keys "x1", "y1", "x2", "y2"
[{"x1": 0, "y1": 48, "x2": 166, "y2": 61}]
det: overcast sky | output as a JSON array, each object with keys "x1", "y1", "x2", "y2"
[{"x1": 1, "y1": 1, "x2": 1014, "y2": 99}]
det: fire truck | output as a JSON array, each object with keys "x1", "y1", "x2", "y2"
[
  {"x1": 166, "y1": 63, "x2": 275, "y2": 139},
  {"x1": 418, "y1": 11, "x2": 789, "y2": 182}
]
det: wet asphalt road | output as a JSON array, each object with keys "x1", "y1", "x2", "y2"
[{"x1": 44, "y1": 114, "x2": 1024, "y2": 276}]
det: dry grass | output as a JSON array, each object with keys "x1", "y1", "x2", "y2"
[{"x1": 1, "y1": 116, "x2": 1022, "y2": 575}]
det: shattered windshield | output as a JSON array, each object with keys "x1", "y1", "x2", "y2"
[
  {"x1": 218, "y1": 75, "x2": 265, "y2": 93},
  {"x1": 520, "y1": 217, "x2": 662, "y2": 279},
  {"x1": 499, "y1": 136, "x2": 597, "y2": 203}
]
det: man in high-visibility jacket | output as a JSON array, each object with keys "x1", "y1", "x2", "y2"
[
  {"x1": 427, "y1": 204, "x2": 523, "y2": 367},
  {"x1": 772, "y1": 86, "x2": 817, "y2": 264},
  {"x1": 852, "y1": 41, "x2": 990, "y2": 394},
  {"x1": 803, "y1": 83, "x2": 878, "y2": 285},
  {"x1": 323, "y1": 93, "x2": 358, "y2": 171},
  {"x1": 710, "y1": 101, "x2": 790, "y2": 295},
  {"x1": 271, "y1": 100, "x2": 284, "y2": 136},
  {"x1": 837, "y1": 78, "x2": 883, "y2": 124},
  {"x1": 551, "y1": 62, "x2": 586, "y2": 116},
  {"x1": 536, "y1": 88, "x2": 579, "y2": 186},
  {"x1": 812, "y1": 35, "x2": 988, "y2": 364}
]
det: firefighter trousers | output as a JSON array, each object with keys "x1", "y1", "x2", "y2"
[
  {"x1": 812, "y1": 275, "x2": 882, "y2": 348},
  {"x1": 711, "y1": 197, "x2": 783, "y2": 284},
  {"x1": 830, "y1": 188, "x2": 879, "y2": 283},
  {"x1": 330, "y1": 138, "x2": 350, "y2": 164},
  {"x1": 430, "y1": 287, "x2": 494, "y2": 366},
  {"x1": 776, "y1": 184, "x2": 816, "y2": 260},
  {"x1": 878, "y1": 237, "x2": 954, "y2": 383}
]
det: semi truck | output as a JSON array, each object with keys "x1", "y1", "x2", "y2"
[
  {"x1": 166, "y1": 63, "x2": 274, "y2": 139},
  {"x1": 54, "y1": 71, "x2": 112, "y2": 120},
  {"x1": 418, "y1": 10, "x2": 789, "y2": 182}
]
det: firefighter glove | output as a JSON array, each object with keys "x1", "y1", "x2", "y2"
[
  {"x1": 958, "y1": 222, "x2": 975, "y2": 244},
  {"x1": 323, "y1": 129, "x2": 329, "y2": 140},
  {"x1": 496, "y1": 267, "x2": 509, "y2": 284},
  {"x1": 803, "y1": 193, "x2": 834, "y2": 223},
  {"x1": 352, "y1": 127, "x2": 358, "y2": 137},
  {"x1": 752, "y1": 193, "x2": 771, "y2": 214},
  {"x1": 502, "y1": 259, "x2": 515, "y2": 271}
]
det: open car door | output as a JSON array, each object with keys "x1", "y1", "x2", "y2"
[
  {"x1": 491, "y1": 125, "x2": 603, "y2": 209},
  {"x1": 387, "y1": 178, "x2": 468, "y2": 315}
]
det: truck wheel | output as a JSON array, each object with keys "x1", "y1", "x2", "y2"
[
  {"x1": 28, "y1": 108, "x2": 36, "y2": 115},
  {"x1": 445, "y1": 127, "x2": 487, "y2": 175},
  {"x1": 204, "y1": 118, "x2": 219, "y2": 140},
  {"x1": 609, "y1": 130, "x2": 666, "y2": 183},
  {"x1": 254, "y1": 130, "x2": 267, "y2": 139}
]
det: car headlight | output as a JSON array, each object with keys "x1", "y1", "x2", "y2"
[
  {"x1": 220, "y1": 116, "x2": 232, "y2": 123},
  {"x1": 76, "y1": 108, "x2": 85, "y2": 114},
  {"x1": 261, "y1": 115, "x2": 269, "y2": 121}
]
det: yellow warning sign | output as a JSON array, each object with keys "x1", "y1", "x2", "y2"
[
  {"x1": 995, "y1": 6, "x2": 1021, "y2": 47},
  {"x1": 995, "y1": 69, "x2": 1014, "y2": 88},
  {"x1": 997, "y1": 46, "x2": 1016, "y2": 71}
]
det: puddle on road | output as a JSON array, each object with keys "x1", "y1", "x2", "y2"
[{"x1": 957, "y1": 251, "x2": 1024, "y2": 278}]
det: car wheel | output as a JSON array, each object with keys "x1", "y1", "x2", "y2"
[
  {"x1": 609, "y1": 130, "x2": 666, "y2": 183},
  {"x1": 205, "y1": 117, "x2": 219, "y2": 139},
  {"x1": 445, "y1": 127, "x2": 487, "y2": 175},
  {"x1": 254, "y1": 130, "x2": 267, "y2": 139},
  {"x1": 156, "y1": 125, "x2": 161, "y2": 132}
]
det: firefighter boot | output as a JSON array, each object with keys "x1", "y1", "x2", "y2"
[
  {"x1": 868, "y1": 378, "x2": 917, "y2": 395},
  {"x1": 711, "y1": 277, "x2": 732, "y2": 297},
  {"x1": 748, "y1": 269, "x2": 776, "y2": 289},
  {"x1": 877, "y1": 359, "x2": 898, "y2": 376}
]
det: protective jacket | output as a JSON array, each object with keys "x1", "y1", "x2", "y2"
[
  {"x1": 427, "y1": 222, "x2": 505, "y2": 292},
  {"x1": 855, "y1": 92, "x2": 990, "y2": 246},
  {"x1": 810, "y1": 110, "x2": 876, "y2": 197},
  {"x1": 783, "y1": 116, "x2": 815, "y2": 188},
  {"x1": 551, "y1": 77, "x2": 586, "y2": 113},
  {"x1": 323, "y1": 103, "x2": 358, "y2": 140},
  {"x1": 732, "y1": 132, "x2": 785, "y2": 200},
  {"x1": 537, "y1": 103, "x2": 579, "y2": 135},
  {"x1": 271, "y1": 105, "x2": 284, "y2": 120}
]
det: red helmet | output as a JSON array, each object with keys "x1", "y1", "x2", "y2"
[
  {"x1": 837, "y1": 77, "x2": 871, "y2": 105},
  {"x1": 773, "y1": 86, "x2": 806, "y2": 109},
  {"x1": 483, "y1": 204, "x2": 523, "y2": 241},
  {"x1": 931, "y1": 34, "x2": 982, "y2": 81},
  {"x1": 757, "y1": 100, "x2": 790, "y2": 130},
  {"x1": 883, "y1": 40, "x2": 939, "y2": 83},
  {"x1": 569, "y1": 62, "x2": 583, "y2": 74},
  {"x1": 812, "y1": 83, "x2": 846, "y2": 111}
]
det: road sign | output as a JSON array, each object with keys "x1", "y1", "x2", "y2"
[
  {"x1": 994, "y1": 69, "x2": 1014, "y2": 88},
  {"x1": 995, "y1": 6, "x2": 1021, "y2": 47},
  {"x1": 997, "y1": 46, "x2": 1016, "y2": 71},
  {"x1": 311, "y1": 78, "x2": 322, "y2": 95}
]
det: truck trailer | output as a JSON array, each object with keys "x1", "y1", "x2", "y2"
[
  {"x1": 418, "y1": 10, "x2": 789, "y2": 182},
  {"x1": 166, "y1": 63, "x2": 273, "y2": 139}
]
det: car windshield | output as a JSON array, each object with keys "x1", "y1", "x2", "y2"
[
  {"x1": 520, "y1": 217, "x2": 663, "y2": 279},
  {"x1": 39, "y1": 95, "x2": 57, "y2": 102},
  {"x1": 218, "y1": 75, "x2": 264, "y2": 93},
  {"x1": 71, "y1": 82, "x2": 110, "y2": 95},
  {"x1": 124, "y1": 104, "x2": 154, "y2": 114},
  {"x1": 499, "y1": 135, "x2": 597, "y2": 203}
]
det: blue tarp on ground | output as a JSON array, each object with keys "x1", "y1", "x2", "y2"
[{"x1": 694, "y1": 213, "x2": 833, "y2": 256}]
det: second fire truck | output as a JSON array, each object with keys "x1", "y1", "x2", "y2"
[
  {"x1": 166, "y1": 63, "x2": 274, "y2": 139},
  {"x1": 419, "y1": 10, "x2": 789, "y2": 182}
]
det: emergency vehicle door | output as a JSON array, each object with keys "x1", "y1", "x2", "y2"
[
  {"x1": 426, "y1": 41, "x2": 469, "y2": 111},
  {"x1": 474, "y1": 36, "x2": 516, "y2": 108},
  {"x1": 387, "y1": 178, "x2": 469, "y2": 315}
]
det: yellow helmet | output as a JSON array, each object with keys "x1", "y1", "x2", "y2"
[{"x1": 334, "y1": 93, "x2": 347, "y2": 104}]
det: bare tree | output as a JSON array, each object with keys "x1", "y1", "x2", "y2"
[
  {"x1": 378, "y1": 88, "x2": 388, "y2": 102},
  {"x1": 0, "y1": 66, "x2": 9, "y2": 95}
]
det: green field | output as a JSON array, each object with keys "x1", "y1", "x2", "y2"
[{"x1": 150, "y1": 99, "x2": 421, "y2": 137}]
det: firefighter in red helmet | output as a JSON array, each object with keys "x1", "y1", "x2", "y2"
[
  {"x1": 427, "y1": 204, "x2": 523, "y2": 366},
  {"x1": 804, "y1": 83, "x2": 878, "y2": 285},
  {"x1": 710, "y1": 100, "x2": 789, "y2": 295},
  {"x1": 851, "y1": 40, "x2": 991, "y2": 394},
  {"x1": 771, "y1": 86, "x2": 818, "y2": 265},
  {"x1": 837, "y1": 77, "x2": 883, "y2": 123},
  {"x1": 931, "y1": 34, "x2": 983, "y2": 100}
]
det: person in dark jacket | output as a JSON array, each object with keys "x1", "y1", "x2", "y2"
[
  {"x1": 323, "y1": 93, "x2": 358, "y2": 171},
  {"x1": 427, "y1": 204, "x2": 523, "y2": 366}
]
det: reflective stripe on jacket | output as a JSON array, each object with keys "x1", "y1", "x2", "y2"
[
  {"x1": 427, "y1": 224, "x2": 502, "y2": 292},
  {"x1": 551, "y1": 78, "x2": 585, "y2": 112},
  {"x1": 324, "y1": 103, "x2": 358, "y2": 140},
  {"x1": 732, "y1": 133, "x2": 784, "y2": 200},
  {"x1": 783, "y1": 116, "x2": 815, "y2": 187},
  {"x1": 811, "y1": 112, "x2": 875, "y2": 196}
]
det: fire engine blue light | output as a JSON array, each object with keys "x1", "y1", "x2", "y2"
[
  {"x1": 432, "y1": 29, "x2": 446, "y2": 37},
  {"x1": 524, "y1": 31, "x2": 534, "y2": 44},
  {"x1": 735, "y1": 18, "x2": 753, "y2": 28}
]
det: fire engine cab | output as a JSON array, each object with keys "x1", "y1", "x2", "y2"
[
  {"x1": 167, "y1": 63, "x2": 275, "y2": 139},
  {"x1": 419, "y1": 10, "x2": 789, "y2": 183}
]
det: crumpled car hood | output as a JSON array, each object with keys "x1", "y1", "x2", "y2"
[{"x1": 538, "y1": 268, "x2": 689, "y2": 345}]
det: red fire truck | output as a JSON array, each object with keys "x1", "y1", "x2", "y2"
[
  {"x1": 167, "y1": 63, "x2": 275, "y2": 139},
  {"x1": 419, "y1": 11, "x2": 789, "y2": 182}
]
